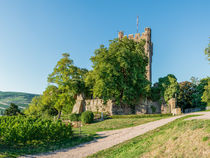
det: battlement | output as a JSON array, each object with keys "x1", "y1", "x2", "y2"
[
  {"x1": 118, "y1": 28, "x2": 151, "y2": 42},
  {"x1": 118, "y1": 27, "x2": 153, "y2": 82}
]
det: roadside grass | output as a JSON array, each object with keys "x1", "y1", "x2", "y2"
[
  {"x1": 88, "y1": 115, "x2": 210, "y2": 158},
  {"x1": 0, "y1": 114, "x2": 172, "y2": 158},
  {"x1": 74, "y1": 115, "x2": 172, "y2": 134}
]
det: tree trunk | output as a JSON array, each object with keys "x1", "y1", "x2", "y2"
[{"x1": 57, "y1": 110, "x2": 62, "y2": 120}]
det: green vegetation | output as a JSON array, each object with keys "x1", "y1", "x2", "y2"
[
  {"x1": 76, "y1": 115, "x2": 172, "y2": 134},
  {"x1": 204, "y1": 37, "x2": 210, "y2": 62},
  {"x1": 85, "y1": 37, "x2": 150, "y2": 105},
  {"x1": 81, "y1": 111, "x2": 94, "y2": 124},
  {"x1": 0, "y1": 116, "x2": 72, "y2": 145},
  {"x1": 88, "y1": 115, "x2": 210, "y2": 158},
  {"x1": 177, "y1": 81, "x2": 196, "y2": 110},
  {"x1": 201, "y1": 79, "x2": 210, "y2": 107},
  {"x1": 0, "y1": 114, "x2": 171, "y2": 157},
  {"x1": 69, "y1": 113, "x2": 81, "y2": 121},
  {"x1": 4, "y1": 103, "x2": 21, "y2": 116},
  {"x1": 151, "y1": 74, "x2": 179, "y2": 103},
  {"x1": 110, "y1": 113, "x2": 172, "y2": 119},
  {"x1": 47, "y1": 53, "x2": 88, "y2": 119},
  {"x1": 25, "y1": 53, "x2": 88, "y2": 119},
  {"x1": 192, "y1": 77, "x2": 209, "y2": 109},
  {"x1": 0, "y1": 115, "x2": 75, "y2": 157}
]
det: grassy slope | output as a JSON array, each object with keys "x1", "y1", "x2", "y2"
[
  {"x1": 0, "y1": 91, "x2": 38, "y2": 113},
  {"x1": 0, "y1": 115, "x2": 171, "y2": 157},
  {"x1": 88, "y1": 115, "x2": 210, "y2": 158}
]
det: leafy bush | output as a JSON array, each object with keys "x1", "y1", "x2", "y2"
[
  {"x1": 81, "y1": 111, "x2": 94, "y2": 124},
  {"x1": 0, "y1": 116, "x2": 73, "y2": 145},
  {"x1": 69, "y1": 113, "x2": 81, "y2": 121}
]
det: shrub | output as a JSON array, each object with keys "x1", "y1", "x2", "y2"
[
  {"x1": 0, "y1": 115, "x2": 73, "y2": 146},
  {"x1": 69, "y1": 113, "x2": 81, "y2": 121},
  {"x1": 81, "y1": 111, "x2": 94, "y2": 124}
]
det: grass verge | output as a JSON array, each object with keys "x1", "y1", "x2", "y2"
[
  {"x1": 88, "y1": 115, "x2": 210, "y2": 158},
  {"x1": 73, "y1": 115, "x2": 172, "y2": 134}
]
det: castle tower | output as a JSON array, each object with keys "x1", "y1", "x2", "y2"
[{"x1": 118, "y1": 28, "x2": 153, "y2": 81}]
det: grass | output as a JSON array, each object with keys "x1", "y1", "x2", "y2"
[
  {"x1": 74, "y1": 115, "x2": 172, "y2": 134},
  {"x1": 0, "y1": 135, "x2": 95, "y2": 158},
  {"x1": 0, "y1": 114, "x2": 172, "y2": 157},
  {"x1": 88, "y1": 115, "x2": 210, "y2": 158}
]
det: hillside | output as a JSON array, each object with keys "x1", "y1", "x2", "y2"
[{"x1": 0, "y1": 91, "x2": 39, "y2": 114}]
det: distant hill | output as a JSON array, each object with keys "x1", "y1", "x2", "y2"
[{"x1": 0, "y1": 91, "x2": 39, "y2": 115}]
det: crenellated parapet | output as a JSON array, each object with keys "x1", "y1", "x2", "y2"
[{"x1": 118, "y1": 28, "x2": 153, "y2": 81}]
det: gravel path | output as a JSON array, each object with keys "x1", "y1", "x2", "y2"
[{"x1": 29, "y1": 111, "x2": 210, "y2": 158}]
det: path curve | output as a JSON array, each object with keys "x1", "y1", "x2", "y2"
[{"x1": 31, "y1": 111, "x2": 210, "y2": 158}]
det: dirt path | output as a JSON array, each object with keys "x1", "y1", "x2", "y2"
[{"x1": 32, "y1": 111, "x2": 210, "y2": 158}]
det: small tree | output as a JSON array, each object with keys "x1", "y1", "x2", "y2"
[
  {"x1": 177, "y1": 81, "x2": 196, "y2": 110},
  {"x1": 155, "y1": 74, "x2": 179, "y2": 104},
  {"x1": 48, "y1": 53, "x2": 88, "y2": 119},
  {"x1": 4, "y1": 103, "x2": 21, "y2": 116},
  {"x1": 192, "y1": 77, "x2": 209, "y2": 109}
]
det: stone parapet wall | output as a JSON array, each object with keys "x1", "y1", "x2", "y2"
[
  {"x1": 72, "y1": 95, "x2": 179, "y2": 115},
  {"x1": 85, "y1": 99, "x2": 113, "y2": 115}
]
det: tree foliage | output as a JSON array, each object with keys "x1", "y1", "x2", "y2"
[
  {"x1": 4, "y1": 103, "x2": 21, "y2": 116},
  {"x1": 192, "y1": 77, "x2": 209, "y2": 108},
  {"x1": 201, "y1": 78, "x2": 210, "y2": 106},
  {"x1": 26, "y1": 53, "x2": 88, "y2": 119},
  {"x1": 152, "y1": 74, "x2": 179, "y2": 104},
  {"x1": 177, "y1": 81, "x2": 196, "y2": 110},
  {"x1": 48, "y1": 53, "x2": 88, "y2": 118},
  {"x1": 85, "y1": 37, "x2": 150, "y2": 105},
  {"x1": 204, "y1": 38, "x2": 210, "y2": 62},
  {"x1": 24, "y1": 86, "x2": 58, "y2": 117}
]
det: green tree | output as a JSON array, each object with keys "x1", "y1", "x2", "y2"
[
  {"x1": 150, "y1": 83, "x2": 161, "y2": 101},
  {"x1": 156, "y1": 74, "x2": 179, "y2": 104},
  {"x1": 24, "y1": 86, "x2": 58, "y2": 116},
  {"x1": 201, "y1": 78, "x2": 210, "y2": 106},
  {"x1": 4, "y1": 103, "x2": 21, "y2": 116},
  {"x1": 48, "y1": 53, "x2": 88, "y2": 119},
  {"x1": 85, "y1": 37, "x2": 150, "y2": 105},
  {"x1": 192, "y1": 77, "x2": 209, "y2": 109},
  {"x1": 204, "y1": 38, "x2": 210, "y2": 62},
  {"x1": 24, "y1": 96, "x2": 42, "y2": 115},
  {"x1": 177, "y1": 81, "x2": 196, "y2": 110}
]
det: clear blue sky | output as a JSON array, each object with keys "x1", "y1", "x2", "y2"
[{"x1": 0, "y1": 0, "x2": 209, "y2": 94}]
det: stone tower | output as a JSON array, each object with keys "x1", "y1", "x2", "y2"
[{"x1": 118, "y1": 28, "x2": 153, "y2": 81}]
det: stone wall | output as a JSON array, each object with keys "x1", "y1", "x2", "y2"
[
  {"x1": 135, "y1": 97, "x2": 161, "y2": 114},
  {"x1": 72, "y1": 94, "x2": 182, "y2": 115},
  {"x1": 85, "y1": 99, "x2": 113, "y2": 115},
  {"x1": 72, "y1": 94, "x2": 163, "y2": 115}
]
